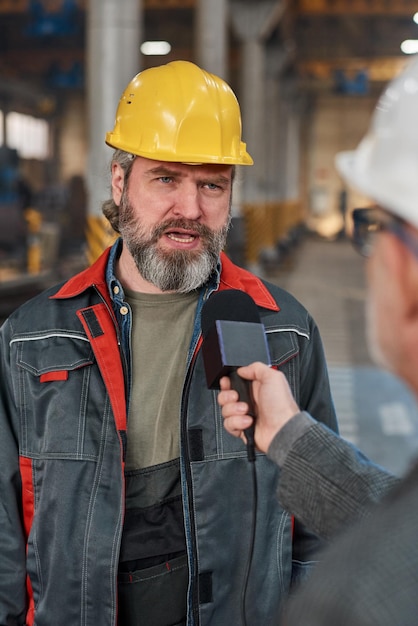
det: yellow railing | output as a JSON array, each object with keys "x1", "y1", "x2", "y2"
[
  {"x1": 24, "y1": 208, "x2": 43, "y2": 274},
  {"x1": 242, "y1": 200, "x2": 305, "y2": 266},
  {"x1": 86, "y1": 215, "x2": 118, "y2": 266}
]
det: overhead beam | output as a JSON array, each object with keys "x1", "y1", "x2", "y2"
[
  {"x1": 0, "y1": 0, "x2": 26, "y2": 11},
  {"x1": 297, "y1": 57, "x2": 409, "y2": 82},
  {"x1": 0, "y1": 0, "x2": 413, "y2": 16},
  {"x1": 145, "y1": 0, "x2": 195, "y2": 6},
  {"x1": 297, "y1": 0, "x2": 418, "y2": 16},
  {"x1": 0, "y1": 0, "x2": 195, "y2": 13}
]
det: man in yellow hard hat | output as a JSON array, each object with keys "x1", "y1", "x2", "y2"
[
  {"x1": 0, "y1": 61, "x2": 338, "y2": 625},
  {"x1": 218, "y1": 55, "x2": 418, "y2": 625}
]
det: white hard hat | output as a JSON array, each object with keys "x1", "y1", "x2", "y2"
[{"x1": 336, "y1": 55, "x2": 418, "y2": 228}]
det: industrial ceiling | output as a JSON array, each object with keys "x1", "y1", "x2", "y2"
[{"x1": 0, "y1": 0, "x2": 417, "y2": 107}]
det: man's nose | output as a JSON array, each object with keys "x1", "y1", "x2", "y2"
[{"x1": 172, "y1": 185, "x2": 202, "y2": 220}]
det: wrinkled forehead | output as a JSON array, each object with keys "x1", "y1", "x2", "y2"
[{"x1": 133, "y1": 156, "x2": 235, "y2": 180}]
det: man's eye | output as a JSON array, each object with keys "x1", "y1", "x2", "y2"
[
  {"x1": 159, "y1": 176, "x2": 173, "y2": 184},
  {"x1": 206, "y1": 183, "x2": 221, "y2": 190}
]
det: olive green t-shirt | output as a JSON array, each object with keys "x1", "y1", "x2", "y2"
[{"x1": 124, "y1": 289, "x2": 199, "y2": 470}]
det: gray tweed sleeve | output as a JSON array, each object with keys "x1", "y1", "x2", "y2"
[{"x1": 267, "y1": 413, "x2": 399, "y2": 539}]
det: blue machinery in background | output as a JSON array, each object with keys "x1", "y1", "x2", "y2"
[{"x1": 25, "y1": 0, "x2": 79, "y2": 37}]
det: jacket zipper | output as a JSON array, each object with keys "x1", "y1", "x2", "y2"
[{"x1": 180, "y1": 342, "x2": 201, "y2": 625}]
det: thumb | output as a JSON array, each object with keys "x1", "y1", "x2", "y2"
[{"x1": 237, "y1": 361, "x2": 271, "y2": 383}]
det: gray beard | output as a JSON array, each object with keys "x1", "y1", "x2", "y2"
[{"x1": 118, "y1": 198, "x2": 230, "y2": 293}]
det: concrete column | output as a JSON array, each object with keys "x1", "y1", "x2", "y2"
[
  {"x1": 86, "y1": 0, "x2": 142, "y2": 222},
  {"x1": 241, "y1": 38, "x2": 265, "y2": 201},
  {"x1": 195, "y1": 0, "x2": 228, "y2": 80},
  {"x1": 265, "y1": 41, "x2": 292, "y2": 200},
  {"x1": 275, "y1": 77, "x2": 301, "y2": 201},
  {"x1": 285, "y1": 98, "x2": 301, "y2": 201},
  {"x1": 229, "y1": 0, "x2": 284, "y2": 202},
  {"x1": 275, "y1": 94, "x2": 289, "y2": 199}
]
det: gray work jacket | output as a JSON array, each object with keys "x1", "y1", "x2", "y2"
[{"x1": 0, "y1": 248, "x2": 338, "y2": 625}]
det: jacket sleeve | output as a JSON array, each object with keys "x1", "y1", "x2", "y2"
[
  {"x1": 270, "y1": 416, "x2": 399, "y2": 541},
  {"x1": 0, "y1": 320, "x2": 28, "y2": 625},
  {"x1": 283, "y1": 460, "x2": 418, "y2": 626},
  {"x1": 278, "y1": 314, "x2": 399, "y2": 541}
]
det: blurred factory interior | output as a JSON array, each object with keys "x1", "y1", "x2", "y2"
[{"x1": 1, "y1": 0, "x2": 417, "y2": 316}]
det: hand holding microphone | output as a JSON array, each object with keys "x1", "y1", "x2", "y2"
[
  {"x1": 218, "y1": 363, "x2": 300, "y2": 454},
  {"x1": 200, "y1": 289, "x2": 271, "y2": 461}
]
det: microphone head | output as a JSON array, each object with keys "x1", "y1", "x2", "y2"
[
  {"x1": 201, "y1": 289, "x2": 261, "y2": 338},
  {"x1": 200, "y1": 289, "x2": 271, "y2": 389}
]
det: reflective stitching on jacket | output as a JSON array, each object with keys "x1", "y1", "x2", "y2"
[
  {"x1": 10, "y1": 332, "x2": 90, "y2": 345},
  {"x1": 266, "y1": 327, "x2": 310, "y2": 340}
]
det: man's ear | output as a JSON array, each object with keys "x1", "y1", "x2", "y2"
[
  {"x1": 111, "y1": 162, "x2": 125, "y2": 206},
  {"x1": 389, "y1": 231, "x2": 418, "y2": 322},
  {"x1": 385, "y1": 230, "x2": 418, "y2": 387}
]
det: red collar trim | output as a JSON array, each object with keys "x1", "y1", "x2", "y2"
[
  {"x1": 218, "y1": 252, "x2": 279, "y2": 311},
  {"x1": 51, "y1": 248, "x2": 111, "y2": 300},
  {"x1": 51, "y1": 249, "x2": 279, "y2": 313}
]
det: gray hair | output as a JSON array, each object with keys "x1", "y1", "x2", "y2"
[{"x1": 101, "y1": 150, "x2": 135, "y2": 233}]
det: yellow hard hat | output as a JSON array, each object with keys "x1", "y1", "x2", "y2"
[{"x1": 105, "y1": 60, "x2": 253, "y2": 166}]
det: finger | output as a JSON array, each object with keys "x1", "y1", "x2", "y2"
[
  {"x1": 219, "y1": 376, "x2": 232, "y2": 391},
  {"x1": 223, "y1": 415, "x2": 253, "y2": 436},
  {"x1": 217, "y1": 389, "x2": 240, "y2": 406},
  {"x1": 219, "y1": 399, "x2": 249, "y2": 418}
]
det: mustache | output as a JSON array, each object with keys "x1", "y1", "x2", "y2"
[{"x1": 150, "y1": 218, "x2": 220, "y2": 243}]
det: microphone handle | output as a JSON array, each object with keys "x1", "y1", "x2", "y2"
[{"x1": 229, "y1": 370, "x2": 256, "y2": 462}]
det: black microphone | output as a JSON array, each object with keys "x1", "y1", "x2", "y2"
[{"x1": 200, "y1": 289, "x2": 271, "y2": 461}]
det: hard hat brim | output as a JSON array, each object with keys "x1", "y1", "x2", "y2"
[
  {"x1": 336, "y1": 146, "x2": 418, "y2": 228},
  {"x1": 335, "y1": 146, "x2": 376, "y2": 201},
  {"x1": 105, "y1": 132, "x2": 254, "y2": 166}
]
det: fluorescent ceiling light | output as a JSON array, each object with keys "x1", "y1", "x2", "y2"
[
  {"x1": 140, "y1": 41, "x2": 171, "y2": 56},
  {"x1": 401, "y1": 40, "x2": 418, "y2": 54}
]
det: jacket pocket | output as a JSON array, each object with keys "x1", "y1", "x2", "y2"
[
  {"x1": 118, "y1": 553, "x2": 188, "y2": 626},
  {"x1": 13, "y1": 332, "x2": 106, "y2": 458},
  {"x1": 265, "y1": 326, "x2": 301, "y2": 367}
]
